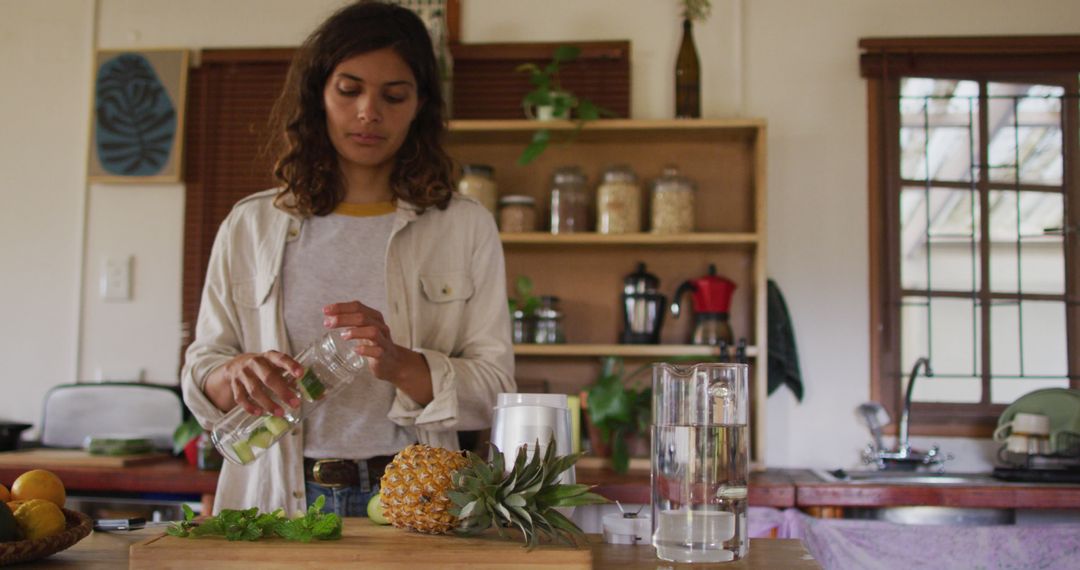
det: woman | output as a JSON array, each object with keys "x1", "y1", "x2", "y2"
[{"x1": 181, "y1": 0, "x2": 515, "y2": 516}]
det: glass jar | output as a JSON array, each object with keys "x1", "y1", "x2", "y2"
[
  {"x1": 511, "y1": 308, "x2": 534, "y2": 344},
  {"x1": 549, "y1": 166, "x2": 588, "y2": 234},
  {"x1": 210, "y1": 330, "x2": 366, "y2": 465},
  {"x1": 457, "y1": 164, "x2": 497, "y2": 214},
  {"x1": 596, "y1": 165, "x2": 642, "y2": 234},
  {"x1": 498, "y1": 195, "x2": 537, "y2": 233},
  {"x1": 197, "y1": 432, "x2": 223, "y2": 471},
  {"x1": 533, "y1": 295, "x2": 565, "y2": 344},
  {"x1": 650, "y1": 166, "x2": 696, "y2": 234}
]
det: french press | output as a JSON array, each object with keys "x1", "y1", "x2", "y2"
[{"x1": 621, "y1": 262, "x2": 665, "y2": 344}]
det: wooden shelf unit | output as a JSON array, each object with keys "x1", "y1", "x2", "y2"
[{"x1": 446, "y1": 119, "x2": 768, "y2": 463}]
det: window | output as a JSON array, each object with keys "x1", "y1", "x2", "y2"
[{"x1": 862, "y1": 37, "x2": 1080, "y2": 436}]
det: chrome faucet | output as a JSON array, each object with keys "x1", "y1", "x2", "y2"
[{"x1": 860, "y1": 357, "x2": 950, "y2": 471}]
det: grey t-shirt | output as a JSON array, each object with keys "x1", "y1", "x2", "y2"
[{"x1": 282, "y1": 202, "x2": 416, "y2": 459}]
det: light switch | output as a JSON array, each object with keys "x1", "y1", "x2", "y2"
[{"x1": 101, "y1": 256, "x2": 132, "y2": 301}]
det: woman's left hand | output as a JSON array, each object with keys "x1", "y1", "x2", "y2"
[{"x1": 323, "y1": 301, "x2": 433, "y2": 403}]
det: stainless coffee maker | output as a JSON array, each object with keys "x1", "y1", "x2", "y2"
[{"x1": 621, "y1": 262, "x2": 665, "y2": 344}]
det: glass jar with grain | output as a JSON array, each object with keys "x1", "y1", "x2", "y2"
[
  {"x1": 457, "y1": 164, "x2": 498, "y2": 214},
  {"x1": 596, "y1": 165, "x2": 642, "y2": 234},
  {"x1": 649, "y1": 165, "x2": 696, "y2": 234},
  {"x1": 498, "y1": 195, "x2": 537, "y2": 233},
  {"x1": 549, "y1": 166, "x2": 589, "y2": 234}
]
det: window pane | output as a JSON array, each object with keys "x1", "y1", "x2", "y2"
[
  {"x1": 899, "y1": 79, "x2": 979, "y2": 183},
  {"x1": 912, "y1": 376, "x2": 982, "y2": 404},
  {"x1": 902, "y1": 296, "x2": 980, "y2": 385},
  {"x1": 991, "y1": 377, "x2": 1070, "y2": 405},
  {"x1": 988, "y1": 191, "x2": 1065, "y2": 294},
  {"x1": 900, "y1": 187, "x2": 979, "y2": 291},
  {"x1": 990, "y1": 300, "x2": 1067, "y2": 402},
  {"x1": 986, "y1": 83, "x2": 1064, "y2": 185}
]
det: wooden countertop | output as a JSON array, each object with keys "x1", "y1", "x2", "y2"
[
  {"x1": 581, "y1": 467, "x2": 1080, "y2": 510},
  {"x1": 578, "y1": 467, "x2": 798, "y2": 508},
  {"x1": 35, "y1": 523, "x2": 819, "y2": 569},
  {"x1": 0, "y1": 457, "x2": 218, "y2": 496}
]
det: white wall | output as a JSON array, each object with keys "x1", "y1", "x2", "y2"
[
  {"x1": 1, "y1": 0, "x2": 1077, "y2": 467},
  {"x1": 0, "y1": 0, "x2": 93, "y2": 427}
]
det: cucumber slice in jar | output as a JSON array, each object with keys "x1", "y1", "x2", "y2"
[
  {"x1": 247, "y1": 427, "x2": 273, "y2": 449},
  {"x1": 297, "y1": 368, "x2": 326, "y2": 401},
  {"x1": 263, "y1": 415, "x2": 291, "y2": 436},
  {"x1": 232, "y1": 440, "x2": 256, "y2": 464}
]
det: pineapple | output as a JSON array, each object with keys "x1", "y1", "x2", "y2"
[{"x1": 380, "y1": 442, "x2": 608, "y2": 547}]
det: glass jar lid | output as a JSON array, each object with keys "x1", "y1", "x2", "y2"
[
  {"x1": 498, "y1": 194, "x2": 536, "y2": 206},
  {"x1": 600, "y1": 164, "x2": 638, "y2": 184},
  {"x1": 551, "y1": 165, "x2": 587, "y2": 186},
  {"x1": 651, "y1": 165, "x2": 695, "y2": 193},
  {"x1": 462, "y1": 164, "x2": 495, "y2": 177}
]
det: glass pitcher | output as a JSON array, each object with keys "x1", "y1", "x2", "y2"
[{"x1": 651, "y1": 362, "x2": 749, "y2": 563}]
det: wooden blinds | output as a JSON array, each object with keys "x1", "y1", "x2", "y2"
[{"x1": 181, "y1": 50, "x2": 292, "y2": 357}]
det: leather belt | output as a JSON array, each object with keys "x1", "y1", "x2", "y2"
[{"x1": 303, "y1": 455, "x2": 394, "y2": 489}]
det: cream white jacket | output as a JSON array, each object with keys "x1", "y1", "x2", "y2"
[{"x1": 181, "y1": 189, "x2": 515, "y2": 514}]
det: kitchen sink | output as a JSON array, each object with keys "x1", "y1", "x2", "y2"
[{"x1": 813, "y1": 469, "x2": 999, "y2": 485}]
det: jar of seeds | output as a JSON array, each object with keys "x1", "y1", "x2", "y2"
[
  {"x1": 649, "y1": 166, "x2": 695, "y2": 233},
  {"x1": 596, "y1": 165, "x2": 642, "y2": 234}
]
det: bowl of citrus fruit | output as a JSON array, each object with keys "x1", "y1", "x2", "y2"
[{"x1": 0, "y1": 469, "x2": 92, "y2": 566}]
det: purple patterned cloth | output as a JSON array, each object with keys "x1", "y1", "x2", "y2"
[
  {"x1": 778, "y1": 508, "x2": 1080, "y2": 570},
  {"x1": 748, "y1": 506, "x2": 786, "y2": 538}
]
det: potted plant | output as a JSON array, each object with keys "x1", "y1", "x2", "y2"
[
  {"x1": 515, "y1": 45, "x2": 610, "y2": 165},
  {"x1": 584, "y1": 356, "x2": 652, "y2": 474},
  {"x1": 507, "y1": 275, "x2": 541, "y2": 344}
]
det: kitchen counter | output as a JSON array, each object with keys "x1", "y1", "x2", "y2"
[
  {"x1": 34, "y1": 522, "x2": 819, "y2": 569},
  {"x1": 0, "y1": 457, "x2": 219, "y2": 512},
  {"x1": 581, "y1": 467, "x2": 1080, "y2": 512}
]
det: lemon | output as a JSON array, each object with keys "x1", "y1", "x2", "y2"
[
  {"x1": 11, "y1": 470, "x2": 65, "y2": 508},
  {"x1": 13, "y1": 499, "x2": 65, "y2": 541},
  {"x1": 366, "y1": 493, "x2": 389, "y2": 525}
]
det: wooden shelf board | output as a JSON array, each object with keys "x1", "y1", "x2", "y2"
[
  {"x1": 513, "y1": 344, "x2": 759, "y2": 358},
  {"x1": 500, "y1": 232, "x2": 759, "y2": 246},
  {"x1": 450, "y1": 118, "x2": 766, "y2": 133}
]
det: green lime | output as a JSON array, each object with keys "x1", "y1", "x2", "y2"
[{"x1": 366, "y1": 493, "x2": 389, "y2": 525}]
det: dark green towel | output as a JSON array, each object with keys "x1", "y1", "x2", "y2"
[{"x1": 767, "y1": 279, "x2": 804, "y2": 401}]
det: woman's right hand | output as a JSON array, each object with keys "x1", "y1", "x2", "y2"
[{"x1": 204, "y1": 351, "x2": 304, "y2": 415}]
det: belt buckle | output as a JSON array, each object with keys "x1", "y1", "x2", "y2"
[{"x1": 312, "y1": 459, "x2": 349, "y2": 488}]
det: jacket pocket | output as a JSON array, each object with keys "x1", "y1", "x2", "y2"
[
  {"x1": 420, "y1": 271, "x2": 474, "y2": 303},
  {"x1": 231, "y1": 277, "x2": 274, "y2": 308}
]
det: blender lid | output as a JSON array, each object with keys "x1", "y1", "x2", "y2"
[{"x1": 623, "y1": 262, "x2": 659, "y2": 294}]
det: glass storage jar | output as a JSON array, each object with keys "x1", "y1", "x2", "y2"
[
  {"x1": 533, "y1": 295, "x2": 565, "y2": 344},
  {"x1": 210, "y1": 330, "x2": 367, "y2": 465},
  {"x1": 650, "y1": 166, "x2": 696, "y2": 234},
  {"x1": 498, "y1": 195, "x2": 537, "y2": 233},
  {"x1": 596, "y1": 165, "x2": 642, "y2": 234},
  {"x1": 549, "y1": 166, "x2": 588, "y2": 234},
  {"x1": 457, "y1": 164, "x2": 498, "y2": 214}
]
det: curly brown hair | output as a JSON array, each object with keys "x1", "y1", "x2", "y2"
[{"x1": 267, "y1": 1, "x2": 453, "y2": 216}]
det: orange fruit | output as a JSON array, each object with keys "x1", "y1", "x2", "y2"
[
  {"x1": 10, "y1": 470, "x2": 65, "y2": 508},
  {"x1": 12, "y1": 499, "x2": 65, "y2": 540},
  {"x1": 0, "y1": 483, "x2": 9, "y2": 502}
]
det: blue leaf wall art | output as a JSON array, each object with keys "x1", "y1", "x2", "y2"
[{"x1": 94, "y1": 53, "x2": 177, "y2": 177}]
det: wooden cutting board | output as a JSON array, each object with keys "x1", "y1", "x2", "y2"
[
  {"x1": 0, "y1": 448, "x2": 171, "y2": 468},
  {"x1": 130, "y1": 518, "x2": 592, "y2": 569}
]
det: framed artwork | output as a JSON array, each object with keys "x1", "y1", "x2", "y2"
[{"x1": 88, "y1": 49, "x2": 189, "y2": 183}]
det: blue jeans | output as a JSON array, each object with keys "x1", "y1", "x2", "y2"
[{"x1": 305, "y1": 481, "x2": 379, "y2": 517}]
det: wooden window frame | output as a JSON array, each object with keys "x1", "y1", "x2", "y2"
[{"x1": 863, "y1": 36, "x2": 1080, "y2": 437}]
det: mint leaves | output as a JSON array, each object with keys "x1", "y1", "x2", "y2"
[{"x1": 166, "y1": 496, "x2": 342, "y2": 542}]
